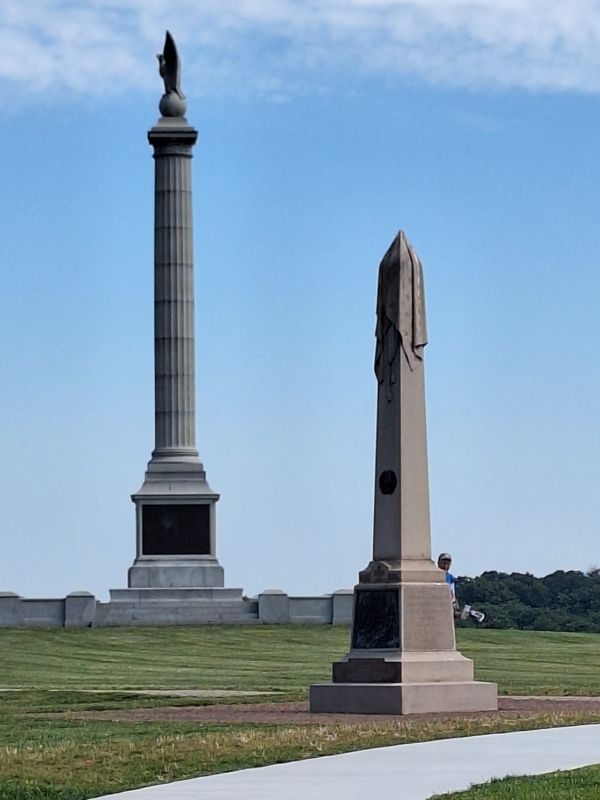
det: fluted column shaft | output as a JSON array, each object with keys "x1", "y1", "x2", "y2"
[{"x1": 148, "y1": 124, "x2": 199, "y2": 461}]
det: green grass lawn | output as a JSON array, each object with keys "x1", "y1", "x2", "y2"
[
  {"x1": 432, "y1": 765, "x2": 600, "y2": 798},
  {"x1": 2, "y1": 626, "x2": 600, "y2": 695},
  {"x1": 1, "y1": 626, "x2": 600, "y2": 799}
]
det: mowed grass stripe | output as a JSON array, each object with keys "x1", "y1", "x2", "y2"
[
  {"x1": 1, "y1": 627, "x2": 600, "y2": 695},
  {"x1": 0, "y1": 626, "x2": 344, "y2": 690},
  {"x1": 460, "y1": 630, "x2": 600, "y2": 695}
]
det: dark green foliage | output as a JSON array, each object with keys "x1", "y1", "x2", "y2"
[{"x1": 456, "y1": 570, "x2": 600, "y2": 632}]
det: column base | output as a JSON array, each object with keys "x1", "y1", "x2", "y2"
[
  {"x1": 130, "y1": 457, "x2": 224, "y2": 589},
  {"x1": 98, "y1": 586, "x2": 257, "y2": 626},
  {"x1": 128, "y1": 558, "x2": 224, "y2": 588},
  {"x1": 310, "y1": 680, "x2": 498, "y2": 715}
]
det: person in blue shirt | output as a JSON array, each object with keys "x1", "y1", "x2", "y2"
[
  {"x1": 437, "y1": 552, "x2": 485, "y2": 623},
  {"x1": 437, "y1": 552, "x2": 460, "y2": 616}
]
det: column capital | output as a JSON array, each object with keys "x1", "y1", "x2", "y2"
[{"x1": 148, "y1": 117, "x2": 198, "y2": 150}]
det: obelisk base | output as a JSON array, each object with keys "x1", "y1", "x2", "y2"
[
  {"x1": 310, "y1": 569, "x2": 498, "y2": 715},
  {"x1": 310, "y1": 680, "x2": 497, "y2": 715}
]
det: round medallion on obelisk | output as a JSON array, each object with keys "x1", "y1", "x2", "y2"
[{"x1": 378, "y1": 470, "x2": 398, "y2": 495}]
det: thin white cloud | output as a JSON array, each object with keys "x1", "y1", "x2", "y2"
[{"x1": 2, "y1": 0, "x2": 600, "y2": 101}]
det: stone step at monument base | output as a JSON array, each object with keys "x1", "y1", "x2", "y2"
[
  {"x1": 96, "y1": 587, "x2": 258, "y2": 626},
  {"x1": 309, "y1": 680, "x2": 498, "y2": 715},
  {"x1": 332, "y1": 651, "x2": 475, "y2": 684},
  {"x1": 110, "y1": 587, "x2": 245, "y2": 603},
  {"x1": 128, "y1": 560, "x2": 225, "y2": 589}
]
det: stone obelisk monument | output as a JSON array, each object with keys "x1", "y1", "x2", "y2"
[
  {"x1": 128, "y1": 32, "x2": 223, "y2": 589},
  {"x1": 311, "y1": 231, "x2": 497, "y2": 714}
]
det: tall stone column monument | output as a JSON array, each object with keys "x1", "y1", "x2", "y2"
[
  {"x1": 128, "y1": 32, "x2": 223, "y2": 590},
  {"x1": 310, "y1": 231, "x2": 498, "y2": 714}
]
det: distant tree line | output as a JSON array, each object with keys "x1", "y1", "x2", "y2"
[{"x1": 455, "y1": 569, "x2": 600, "y2": 632}]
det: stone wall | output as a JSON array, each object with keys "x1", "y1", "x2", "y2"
[
  {"x1": 258, "y1": 590, "x2": 353, "y2": 624},
  {"x1": 0, "y1": 589, "x2": 353, "y2": 628}
]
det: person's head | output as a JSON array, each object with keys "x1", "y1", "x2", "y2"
[{"x1": 437, "y1": 553, "x2": 452, "y2": 572}]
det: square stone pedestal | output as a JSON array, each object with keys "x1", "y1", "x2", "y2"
[
  {"x1": 310, "y1": 573, "x2": 498, "y2": 715},
  {"x1": 129, "y1": 460, "x2": 224, "y2": 589},
  {"x1": 128, "y1": 557, "x2": 224, "y2": 589}
]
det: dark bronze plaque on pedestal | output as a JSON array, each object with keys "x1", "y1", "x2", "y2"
[
  {"x1": 351, "y1": 589, "x2": 399, "y2": 649},
  {"x1": 142, "y1": 504, "x2": 210, "y2": 555}
]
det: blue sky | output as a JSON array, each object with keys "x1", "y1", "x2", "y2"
[{"x1": 1, "y1": 1, "x2": 599, "y2": 600}]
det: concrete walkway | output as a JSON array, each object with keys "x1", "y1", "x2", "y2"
[{"x1": 93, "y1": 724, "x2": 600, "y2": 800}]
